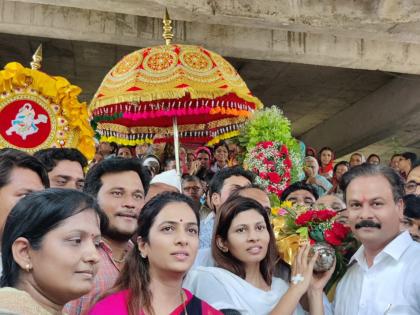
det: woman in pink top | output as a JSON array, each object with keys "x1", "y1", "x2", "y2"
[{"x1": 89, "y1": 192, "x2": 222, "y2": 315}]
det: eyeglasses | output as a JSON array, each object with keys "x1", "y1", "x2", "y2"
[
  {"x1": 183, "y1": 186, "x2": 201, "y2": 193},
  {"x1": 405, "y1": 181, "x2": 420, "y2": 193}
]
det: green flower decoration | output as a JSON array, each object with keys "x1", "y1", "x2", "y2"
[{"x1": 239, "y1": 106, "x2": 304, "y2": 183}]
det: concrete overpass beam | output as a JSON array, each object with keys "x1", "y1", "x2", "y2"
[
  {"x1": 300, "y1": 75, "x2": 420, "y2": 156},
  {"x1": 2, "y1": 1, "x2": 420, "y2": 74}
]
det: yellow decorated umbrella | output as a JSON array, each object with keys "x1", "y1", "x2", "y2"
[
  {"x1": 90, "y1": 10, "x2": 263, "y2": 173},
  {"x1": 0, "y1": 46, "x2": 95, "y2": 159}
]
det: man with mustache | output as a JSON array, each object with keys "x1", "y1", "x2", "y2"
[
  {"x1": 65, "y1": 157, "x2": 150, "y2": 315},
  {"x1": 333, "y1": 164, "x2": 420, "y2": 315}
]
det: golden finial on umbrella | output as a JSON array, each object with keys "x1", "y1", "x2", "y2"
[
  {"x1": 162, "y1": 8, "x2": 174, "y2": 45},
  {"x1": 30, "y1": 44, "x2": 43, "y2": 70}
]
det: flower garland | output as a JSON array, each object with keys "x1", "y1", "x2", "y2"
[
  {"x1": 272, "y1": 202, "x2": 358, "y2": 297},
  {"x1": 272, "y1": 201, "x2": 351, "y2": 248},
  {"x1": 239, "y1": 106, "x2": 304, "y2": 184},
  {"x1": 207, "y1": 130, "x2": 240, "y2": 146},
  {"x1": 245, "y1": 141, "x2": 292, "y2": 198},
  {"x1": 99, "y1": 136, "x2": 153, "y2": 146}
]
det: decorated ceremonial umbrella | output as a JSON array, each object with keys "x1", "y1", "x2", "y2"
[
  {"x1": 90, "y1": 10, "x2": 263, "y2": 174},
  {"x1": 0, "y1": 46, "x2": 95, "y2": 159}
]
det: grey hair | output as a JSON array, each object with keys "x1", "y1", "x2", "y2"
[
  {"x1": 340, "y1": 164, "x2": 404, "y2": 203},
  {"x1": 304, "y1": 156, "x2": 319, "y2": 173}
]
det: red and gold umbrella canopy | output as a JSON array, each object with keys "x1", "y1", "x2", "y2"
[
  {"x1": 0, "y1": 46, "x2": 95, "y2": 159},
  {"x1": 90, "y1": 13, "x2": 263, "y2": 147}
]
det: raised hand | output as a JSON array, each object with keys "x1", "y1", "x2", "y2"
[
  {"x1": 309, "y1": 258, "x2": 336, "y2": 292},
  {"x1": 290, "y1": 243, "x2": 318, "y2": 295}
]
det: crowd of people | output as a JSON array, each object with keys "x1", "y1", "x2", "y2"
[{"x1": 0, "y1": 140, "x2": 418, "y2": 315}]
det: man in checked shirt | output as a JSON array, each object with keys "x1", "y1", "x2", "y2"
[{"x1": 65, "y1": 157, "x2": 150, "y2": 315}]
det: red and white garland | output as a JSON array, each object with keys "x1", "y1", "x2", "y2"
[{"x1": 245, "y1": 141, "x2": 292, "y2": 197}]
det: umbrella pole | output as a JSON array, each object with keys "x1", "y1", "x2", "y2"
[{"x1": 173, "y1": 116, "x2": 181, "y2": 177}]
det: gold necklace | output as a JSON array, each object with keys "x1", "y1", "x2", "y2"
[
  {"x1": 112, "y1": 249, "x2": 128, "y2": 264},
  {"x1": 112, "y1": 255, "x2": 125, "y2": 264}
]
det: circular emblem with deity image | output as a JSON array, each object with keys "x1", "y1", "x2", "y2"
[{"x1": 0, "y1": 95, "x2": 53, "y2": 150}]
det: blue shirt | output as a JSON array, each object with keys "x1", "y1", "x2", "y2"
[{"x1": 313, "y1": 174, "x2": 333, "y2": 197}]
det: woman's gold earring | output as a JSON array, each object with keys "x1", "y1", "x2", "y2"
[
  {"x1": 140, "y1": 253, "x2": 147, "y2": 259},
  {"x1": 25, "y1": 264, "x2": 32, "y2": 272}
]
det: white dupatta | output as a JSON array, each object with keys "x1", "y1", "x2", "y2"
[{"x1": 183, "y1": 266, "x2": 305, "y2": 315}]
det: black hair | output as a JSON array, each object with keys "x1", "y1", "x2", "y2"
[
  {"x1": 208, "y1": 166, "x2": 254, "y2": 197},
  {"x1": 138, "y1": 191, "x2": 199, "y2": 240},
  {"x1": 403, "y1": 194, "x2": 420, "y2": 219},
  {"x1": 280, "y1": 181, "x2": 319, "y2": 201},
  {"x1": 318, "y1": 147, "x2": 335, "y2": 160},
  {"x1": 109, "y1": 142, "x2": 119, "y2": 154},
  {"x1": 34, "y1": 148, "x2": 88, "y2": 173},
  {"x1": 367, "y1": 154, "x2": 381, "y2": 163},
  {"x1": 163, "y1": 156, "x2": 176, "y2": 170},
  {"x1": 195, "y1": 168, "x2": 214, "y2": 183},
  {"x1": 402, "y1": 152, "x2": 418, "y2": 165},
  {"x1": 212, "y1": 196, "x2": 277, "y2": 286},
  {"x1": 340, "y1": 164, "x2": 405, "y2": 203},
  {"x1": 390, "y1": 153, "x2": 403, "y2": 160},
  {"x1": 0, "y1": 150, "x2": 49, "y2": 189},
  {"x1": 182, "y1": 175, "x2": 201, "y2": 183},
  {"x1": 107, "y1": 192, "x2": 199, "y2": 315},
  {"x1": 319, "y1": 147, "x2": 334, "y2": 154},
  {"x1": 333, "y1": 161, "x2": 350, "y2": 174},
  {"x1": 230, "y1": 183, "x2": 266, "y2": 196},
  {"x1": 196, "y1": 148, "x2": 211, "y2": 156},
  {"x1": 0, "y1": 148, "x2": 26, "y2": 156},
  {"x1": 117, "y1": 146, "x2": 133, "y2": 154},
  {"x1": 84, "y1": 157, "x2": 151, "y2": 198},
  {"x1": 213, "y1": 141, "x2": 229, "y2": 153},
  {"x1": 0, "y1": 188, "x2": 101, "y2": 287}
]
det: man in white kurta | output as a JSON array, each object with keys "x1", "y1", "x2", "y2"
[{"x1": 334, "y1": 164, "x2": 420, "y2": 315}]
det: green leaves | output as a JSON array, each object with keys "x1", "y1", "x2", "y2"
[
  {"x1": 240, "y1": 106, "x2": 304, "y2": 183},
  {"x1": 309, "y1": 226, "x2": 325, "y2": 242}
]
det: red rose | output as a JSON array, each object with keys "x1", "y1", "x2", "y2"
[
  {"x1": 276, "y1": 189, "x2": 284, "y2": 198},
  {"x1": 284, "y1": 158, "x2": 292, "y2": 168},
  {"x1": 257, "y1": 152, "x2": 264, "y2": 159},
  {"x1": 324, "y1": 229, "x2": 342, "y2": 246},
  {"x1": 278, "y1": 145, "x2": 286, "y2": 154},
  {"x1": 261, "y1": 141, "x2": 273, "y2": 149},
  {"x1": 315, "y1": 209, "x2": 337, "y2": 221},
  {"x1": 331, "y1": 222, "x2": 350, "y2": 239},
  {"x1": 267, "y1": 172, "x2": 281, "y2": 184},
  {"x1": 259, "y1": 172, "x2": 268, "y2": 179},
  {"x1": 295, "y1": 211, "x2": 315, "y2": 225}
]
